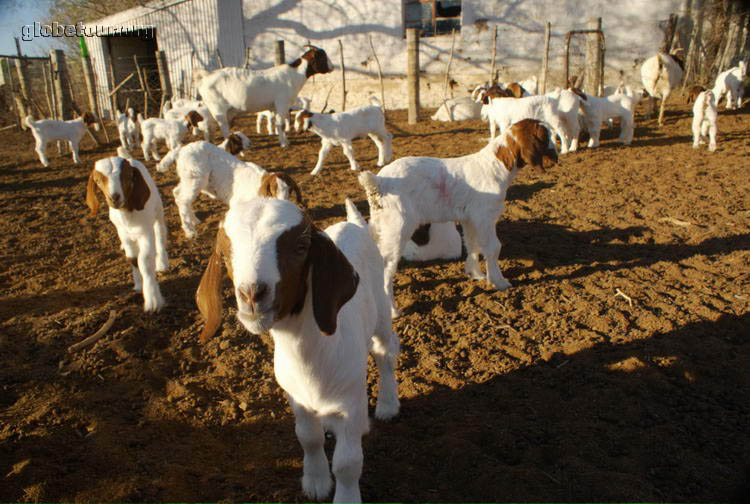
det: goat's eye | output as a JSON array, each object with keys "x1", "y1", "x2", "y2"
[{"x1": 296, "y1": 242, "x2": 308, "y2": 255}]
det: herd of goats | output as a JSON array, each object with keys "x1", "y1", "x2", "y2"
[{"x1": 18, "y1": 43, "x2": 748, "y2": 502}]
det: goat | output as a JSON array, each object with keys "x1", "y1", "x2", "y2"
[
  {"x1": 163, "y1": 99, "x2": 217, "y2": 140},
  {"x1": 157, "y1": 140, "x2": 302, "y2": 239},
  {"x1": 640, "y1": 51, "x2": 684, "y2": 126},
  {"x1": 196, "y1": 197, "x2": 399, "y2": 503},
  {"x1": 358, "y1": 119, "x2": 558, "y2": 316},
  {"x1": 692, "y1": 89, "x2": 718, "y2": 151},
  {"x1": 402, "y1": 222, "x2": 463, "y2": 261},
  {"x1": 712, "y1": 60, "x2": 747, "y2": 110},
  {"x1": 570, "y1": 88, "x2": 635, "y2": 147},
  {"x1": 138, "y1": 111, "x2": 203, "y2": 161},
  {"x1": 197, "y1": 46, "x2": 333, "y2": 147},
  {"x1": 25, "y1": 112, "x2": 97, "y2": 167},
  {"x1": 296, "y1": 97, "x2": 393, "y2": 175},
  {"x1": 85, "y1": 156, "x2": 168, "y2": 312},
  {"x1": 430, "y1": 96, "x2": 484, "y2": 122},
  {"x1": 257, "y1": 96, "x2": 311, "y2": 134},
  {"x1": 116, "y1": 108, "x2": 140, "y2": 151}
]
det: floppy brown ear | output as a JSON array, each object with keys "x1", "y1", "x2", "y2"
[
  {"x1": 121, "y1": 160, "x2": 151, "y2": 211},
  {"x1": 225, "y1": 134, "x2": 243, "y2": 155},
  {"x1": 276, "y1": 172, "x2": 305, "y2": 207},
  {"x1": 510, "y1": 119, "x2": 558, "y2": 170},
  {"x1": 309, "y1": 230, "x2": 359, "y2": 335},
  {"x1": 86, "y1": 169, "x2": 100, "y2": 217},
  {"x1": 186, "y1": 110, "x2": 204, "y2": 127},
  {"x1": 196, "y1": 226, "x2": 232, "y2": 343}
]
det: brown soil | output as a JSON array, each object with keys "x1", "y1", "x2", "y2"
[{"x1": 1, "y1": 102, "x2": 749, "y2": 503}]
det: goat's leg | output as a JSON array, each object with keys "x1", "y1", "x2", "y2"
[
  {"x1": 658, "y1": 90, "x2": 669, "y2": 126},
  {"x1": 340, "y1": 141, "x2": 360, "y2": 171},
  {"x1": 256, "y1": 113, "x2": 263, "y2": 134},
  {"x1": 35, "y1": 140, "x2": 49, "y2": 167},
  {"x1": 290, "y1": 402, "x2": 332, "y2": 501},
  {"x1": 370, "y1": 329, "x2": 400, "y2": 421},
  {"x1": 310, "y1": 140, "x2": 333, "y2": 175},
  {"x1": 489, "y1": 118, "x2": 497, "y2": 139},
  {"x1": 330, "y1": 423, "x2": 365, "y2": 504},
  {"x1": 141, "y1": 137, "x2": 151, "y2": 161},
  {"x1": 368, "y1": 133, "x2": 387, "y2": 167},
  {"x1": 154, "y1": 203, "x2": 169, "y2": 272},
  {"x1": 273, "y1": 103, "x2": 290, "y2": 147},
  {"x1": 137, "y1": 230, "x2": 164, "y2": 312},
  {"x1": 70, "y1": 140, "x2": 81, "y2": 164},
  {"x1": 475, "y1": 219, "x2": 510, "y2": 290},
  {"x1": 121, "y1": 237, "x2": 143, "y2": 292},
  {"x1": 461, "y1": 220, "x2": 484, "y2": 280},
  {"x1": 173, "y1": 181, "x2": 202, "y2": 239}
]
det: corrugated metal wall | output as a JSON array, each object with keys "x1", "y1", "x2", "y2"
[{"x1": 88, "y1": 0, "x2": 245, "y2": 119}]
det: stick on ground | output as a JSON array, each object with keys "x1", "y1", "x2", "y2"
[{"x1": 67, "y1": 310, "x2": 118, "y2": 353}]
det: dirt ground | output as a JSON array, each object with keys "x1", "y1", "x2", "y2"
[{"x1": 1, "y1": 99, "x2": 749, "y2": 503}]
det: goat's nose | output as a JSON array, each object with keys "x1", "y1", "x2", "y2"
[
  {"x1": 239, "y1": 282, "x2": 268, "y2": 312},
  {"x1": 110, "y1": 192, "x2": 122, "y2": 206}
]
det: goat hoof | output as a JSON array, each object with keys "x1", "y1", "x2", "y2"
[
  {"x1": 390, "y1": 306, "x2": 401, "y2": 318},
  {"x1": 491, "y1": 278, "x2": 512, "y2": 291},
  {"x1": 302, "y1": 473, "x2": 333, "y2": 501},
  {"x1": 375, "y1": 400, "x2": 400, "y2": 421}
]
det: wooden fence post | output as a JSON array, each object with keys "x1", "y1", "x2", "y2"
[
  {"x1": 585, "y1": 17, "x2": 603, "y2": 96},
  {"x1": 368, "y1": 35, "x2": 386, "y2": 113},
  {"x1": 407, "y1": 28, "x2": 420, "y2": 125},
  {"x1": 489, "y1": 25, "x2": 498, "y2": 85},
  {"x1": 541, "y1": 22, "x2": 551, "y2": 93},
  {"x1": 338, "y1": 39, "x2": 346, "y2": 111},
  {"x1": 14, "y1": 38, "x2": 32, "y2": 126},
  {"x1": 683, "y1": 0, "x2": 705, "y2": 87},
  {"x1": 156, "y1": 50, "x2": 172, "y2": 116},
  {"x1": 275, "y1": 40, "x2": 285, "y2": 66},
  {"x1": 50, "y1": 50, "x2": 72, "y2": 120}
]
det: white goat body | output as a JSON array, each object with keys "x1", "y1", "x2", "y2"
[
  {"x1": 138, "y1": 112, "x2": 202, "y2": 161},
  {"x1": 576, "y1": 91, "x2": 635, "y2": 147},
  {"x1": 196, "y1": 197, "x2": 399, "y2": 503},
  {"x1": 640, "y1": 52, "x2": 684, "y2": 125},
  {"x1": 25, "y1": 113, "x2": 96, "y2": 167},
  {"x1": 164, "y1": 100, "x2": 217, "y2": 140},
  {"x1": 692, "y1": 90, "x2": 718, "y2": 151},
  {"x1": 85, "y1": 156, "x2": 168, "y2": 312},
  {"x1": 297, "y1": 99, "x2": 393, "y2": 175},
  {"x1": 358, "y1": 119, "x2": 558, "y2": 315},
  {"x1": 431, "y1": 96, "x2": 484, "y2": 121},
  {"x1": 712, "y1": 61, "x2": 747, "y2": 110},
  {"x1": 197, "y1": 46, "x2": 333, "y2": 146},
  {"x1": 157, "y1": 141, "x2": 299, "y2": 238},
  {"x1": 402, "y1": 222, "x2": 463, "y2": 261}
]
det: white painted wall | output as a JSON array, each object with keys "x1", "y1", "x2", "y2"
[{"x1": 90, "y1": 0, "x2": 685, "y2": 114}]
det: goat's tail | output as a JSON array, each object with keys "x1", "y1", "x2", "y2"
[
  {"x1": 344, "y1": 198, "x2": 367, "y2": 227},
  {"x1": 358, "y1": 171, "x2": 383, "y2": 212},
  {"x1": 157, "y1": 146, "x2": 181, "y2": 173},
  {"x1": 24, "y1": 115, "x2": 36, "y2": 130}
]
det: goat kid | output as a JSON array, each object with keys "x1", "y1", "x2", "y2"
[
  {"x1": 712, "y1": 60, "x2": 747, "y2": 110},
  {"x1": 196, "y1": 197, "x2": 399, "y2": 503},
  {"x1": 692, "y1": 89, "x2": 718, "y2": 151},
  {"x1": 25, "y1": 112, "x2": 97, "y2": 167},
  {"x1": 197, "y1": 45, "x2": 333, "y2": 147},
  {"x1": 86, "y1": 156, "x2": 168, "y2": 312},
  {"x1": 359, "y1": 119, "x2": 558, "y2": 316},
  {"x1": 570, "y1": 88, "x2": 635, "y2": 147},
  {"x1": 116, "y1": 108, "x2": 140, "y2": 151},
  {"x1": 157, "y1": 140, "x2": 302, "y2": 239},
  {"x1": 296, "y1": 97, "x2": 393, "y2": 175},
  {"x1": 138, "y1": 111, "x2": 203, "y2": 161}
]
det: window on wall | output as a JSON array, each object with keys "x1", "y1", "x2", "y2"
[{"x1": 404, "y1": 0, "x2": 461, "y2": 37}]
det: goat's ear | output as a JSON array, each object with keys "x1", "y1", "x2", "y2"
[
  {"x1": 309, "y1": 230, "x2": 359, "y2": 335},
  {"x1": 225, "y1": 134, "x2": 243, "y2": 155},
  {"x1": 196, "y1": 226, "x2": 231, "y2": 343},
  {"x1": 122, "y1": 160, "x2": 151, "y2": 211},
  {"x1": 186, "y1": 110, "x2": 204, "y2": 127},
  {"x1": 275, "y1": 172, "x2": 305, "y2": 207},
  {"x1": 86, "y1": 169, "x2": 100, "y2": 217}
]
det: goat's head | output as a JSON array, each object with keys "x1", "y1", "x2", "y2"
[
  {"x1": 86, "y1": 156, "x2": 150, "y2": 216},
  {"x1": 185, "y1": 110, "x2": 204, "y2": 128},
  {"x1": 196, "y1": 198, "x2": 359, "y2": 342},
  {"x1": 82, "y1": 112, "x2": 97, "y2": 126},
  {"x1": 505, "y1": 82, "x2": 527, "y2": 98},
  {"x1": 259, "y1": 172, "x2": 305, "y2": 207},
  {"x1": 295, "y1": 109, "x2": 314, "y2": 132},
  {"x1": 291, "y1": 45, "x2": 334, "y2": 77},
  {"x1": 223, "y1": 132, "x2": 251, "y2": 155},
  {"x1": 494, "y1": 119, "x2": 558, "y2": 171},
  {"x1": 567, "y1": 87, "x2": 588, "y2": 101}
]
